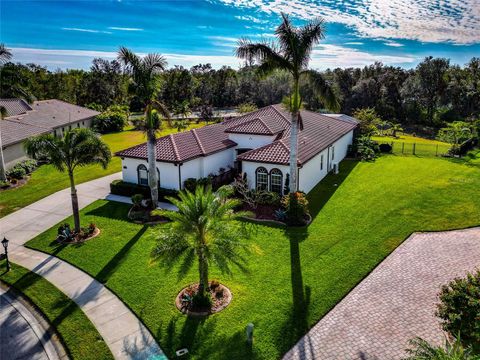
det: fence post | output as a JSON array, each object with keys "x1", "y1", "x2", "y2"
[
  {"x1": 402, "y1": 142, "x2": 404, "y2": 154},
  {"x1": 413, "y1": 143, "x2": 416, "y2": 155},
  {"x1": 436, "y1": 144, "x2": 439, "y2": 156}
]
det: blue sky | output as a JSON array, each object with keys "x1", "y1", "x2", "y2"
[{"x1": 1, "y1": 0, "x2": 479, "y2": 70}]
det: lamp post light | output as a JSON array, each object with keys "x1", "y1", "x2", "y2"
[{"x1": 2, "y1": 237, "x2": 10, "y2": 272}]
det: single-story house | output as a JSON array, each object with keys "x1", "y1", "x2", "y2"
[
  {"x1": 116, "y1": 104, "x2": 358, "y2": 194},
  {"x1": 0, "y1": 99, "x2": 99, "y2": 168}
]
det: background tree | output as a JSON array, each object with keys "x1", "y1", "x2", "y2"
[
  {"x1": 437, "y1": 121, "x2": 472, "y2": 153},
  {"x1": 352, "y1": 108, "x2": 381, "y2": 136},
  {"x1": 118, "y1": 47, "x2": 170, "y2": 207},
  {"x1": 24, "y1": 129, "x2": 111, "y2": 232},
  {"x1": 236, "y1": 13, "x2": 339, "y2": 193},
  {"x1": 152, "y1": 186, "x2": 251, "y2": 300}
]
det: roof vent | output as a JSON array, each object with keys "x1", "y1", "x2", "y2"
[{"x1": 52, "y1": 116, "x2": 55, "y2": 119}]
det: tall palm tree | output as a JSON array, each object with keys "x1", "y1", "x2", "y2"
[
  {"x1": 152, "y1": 186, "x2": 251, "y2": 298},
  {"x1": 0, "y1": 106, "x2": 8, "y2": 182},
  {"x1": 25, "y1": 128, "x2": 111, "y2": 232},
  {"x1": 117, "y1": 47, "x2": 170, "y2": 207},
  {"x1": 236, "y1": 13, "x2": 339, "y2": 193},
  {"x1": 0, "y1": 43, "x2": 12, "y2": 64}
]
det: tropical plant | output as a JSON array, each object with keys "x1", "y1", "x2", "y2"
[
  {"x1": 353, "y1": 108, "x2": 382, "y2": 136},
  {"x1": 24, "y1": 128, "x2": 111, "y2": 232},
  {"x1": 437, "y1": 121, "x2": 473, "y2": 154},
  {"x1": 152, "y1": 185, "x2": 251, "y2": 300},
  {"x1": 118, "y1": 47, "x2": 170, "y2": 207},
  {"x1": 281, "y1": 191, "x2": 309, "y2": 226},
  {"x1": 236, "y1": 13, "x2": 339, "y2": 193},
  {"x1": 390, "y1": 123, "x2": 404, "y2": 138},
  {"x1": 0, "y1": 43, "x2": 12, "y2": 64},
  {"x1": 405, "y1": 337, "x2": 476, "y2": 360},
  {"x1": 92, "y1": 110, "x2": 127, "y2": 133},
  {"x1": 436, "y1": 270, "x2": 480, "y2": 351}
]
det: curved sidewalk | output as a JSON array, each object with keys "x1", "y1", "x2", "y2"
[
  {"x1": 0, "y1": 173, "x2": 166, "y2": 360},
  {"x1": 283, "y1": 227, "x2": 480, "y2": 360}
]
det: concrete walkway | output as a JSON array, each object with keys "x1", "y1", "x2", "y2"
[
  {"x1": 1, "y1": 285, "x2": 66, "y2": 360},
  {"x1": 0, "y1": 173, "x2": 166, "y2": 359},
  {"x1": 283, "y1": 227, "x2": 480, "y2": 360}
]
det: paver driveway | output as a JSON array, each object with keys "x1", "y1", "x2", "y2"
[{"x1": 283, "y1": 227, "x2": 480, "y2": 360}]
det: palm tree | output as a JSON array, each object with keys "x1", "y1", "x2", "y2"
[
  {"x1": 25, "y1": 128, "x2": 111, "y2": 232},
  {"x1": 152, "y1": 186, "x2": 251, "y2": 298},
  {"x1": 0, "y1": 43, "x2": 12, "y2": 64},
  {"x1": 390, "y1": 123, "x2": 404, "y2": 138},
  {"x1": 118, "y1": 47, "x2": 170, "y2": 207},
  {"x1": 405, "y1": 337, "x2": 474, "y2": 359},
  {"x1": 236, "y1": 13, "x2": 339, "y2": 193},
  {"x1": 0, "y1": 106, "x2": 8, "y2": 181}
]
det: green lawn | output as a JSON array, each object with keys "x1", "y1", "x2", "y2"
[
  {"x1": 0, "y1": 263, "x2": 113, "y2": 360},
  {"x1": 26, "y1": 156, "x2": 480, "y2": 359},
  {"x1": 372, "y1": 133, "x2": 451, "y2": 156},
  {"x1": 0, "y1": 124, "x2": 204, "y2": 218}
]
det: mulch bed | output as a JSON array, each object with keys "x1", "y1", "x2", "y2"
[
  {"x1": 241, "y1": 203, "x2": 279, "y2": 221},
  {"x1": 128, "y1": 206, "x2": 169, "y2": 224},
  {"x1": 0, "y1": 178, "x2": 29, "y2": 191},
  {"x1": 175, "y1": 282, "x2": 232, "y2": 316},
  {"x1": 57, "y1": 227, "x2": 101, "y2": 244}
]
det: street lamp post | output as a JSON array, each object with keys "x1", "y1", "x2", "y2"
[{"x1": 2, "y1": 237, "x2": 10, "y2": 272}]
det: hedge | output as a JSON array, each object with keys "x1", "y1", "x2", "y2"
[{"x1": 110, "y1": 180, "x2": 178, "y2": 203}]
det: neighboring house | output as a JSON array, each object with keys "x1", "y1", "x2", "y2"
[
  {"x1": 0, "y1": 99, "x2": 99, "y2": 168},
  {"x1": 116, "y1": 104, "x2": 358, "y2": 194}
]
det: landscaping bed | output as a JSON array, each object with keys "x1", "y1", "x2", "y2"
[
  {"x1": 175, "y1": 282, "x2": 232, "y2": 316},
  {"x1": 25, "y1": 156, "x2": 480, "y2": 359}
]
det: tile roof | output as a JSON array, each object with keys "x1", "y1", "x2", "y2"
[
  {"x1": 117, "y1": 104, "x2": 358, "y2": 166},
  {"x1": 1, "y1": 99, "x2": 100, "y2": 146},
  {"x1": 0, "y1": 98, "x2": 32, "y2": 117},
  {"x1": 116, "y1": 123, "x2": 237, "y2": 163}
]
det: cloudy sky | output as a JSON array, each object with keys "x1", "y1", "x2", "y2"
[{"x1": 1, "y1": 0, "x2": 479, "y2": 70}]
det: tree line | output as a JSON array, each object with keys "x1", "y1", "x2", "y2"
[{"x1": 1, "y1": 55, "x2": 479, "y2": 129}]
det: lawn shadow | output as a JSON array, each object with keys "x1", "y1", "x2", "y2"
[
  {"x1": 84, "y1": 200, "x2": 131, "y2": 221},
  {"x1": 307, "y1": 160, "x2": 358, "y2": 220},
  {"x1": 95, "y1": 225, "x2": 147, "y2": 284}
]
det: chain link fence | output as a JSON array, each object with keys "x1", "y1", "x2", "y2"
[{"x1": 376, "y1": 140, "x2": 451, "y2": 157}]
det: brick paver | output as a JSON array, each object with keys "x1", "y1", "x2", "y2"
[{"x1": 283, "y1": 228, "x2": 480, "y2": 360}]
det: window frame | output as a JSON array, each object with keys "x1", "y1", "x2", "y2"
[
  {"x1": 269, "y1": 168, "x2": 283, "y2": 195},
  {"x1": 320, "y1": 154, "x2": 324, "y2": 171},
  {"x1": 137, "y1": 164, "x2": 149, "y2": 186},
  {"x1": 255, "y1": 167, "x2": 268, "y2": 191}
]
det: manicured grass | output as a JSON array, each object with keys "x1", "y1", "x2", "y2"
[
  {"x1": 0, "y1": 124, "x2": 204, "y2": 218},
  {"x1": 372, "y1": 133, "x2": 451, "y2": 156},
  {"x1": 0, "y1": 263, "x2": 113, "y2": 360},
  {"x1": 26, "y1": 156, "x2": 480, "y2": 359}
]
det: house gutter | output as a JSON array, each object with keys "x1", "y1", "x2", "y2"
[{"x1": 177, "y1": 163, "x2": 183, "y2": 189}]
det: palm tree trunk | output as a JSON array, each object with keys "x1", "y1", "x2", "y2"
[
  {"x1": 198, "y1": 248, "x2": 209, "y2": 297},
  {"x1": 289, "y1": 111, "x2": 299, "y2": 193},
  {"x1": 0, "y1": 125, "x2": 7, "y2": 182},
  {"x1": 68, "y1": 171, "x2": 81, "y2": 232},
  {"x1": 147, "y1": 129, "x2": 159, "y2": 208}
]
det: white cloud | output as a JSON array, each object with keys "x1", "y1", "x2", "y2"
[
  {"x1": 384, "y1": 41, "x2": 404, "y2": 47},
  {"x1": 235, "y1": 15, "x2": 268, "y2": 23},
  {"x1": 10, "y1": 45, "x2": 416, "y2": 71},
  {"x1": 62, "y1": 27, "x2": 112, "y2": 34},
  {"x1": 344, "y1": 42, "x2": 364, "y2": 45},
  {"x1": 215, "y1": 0, "x2": 480, "y2": 44},
  {"x1": 108, "y1": 27, "x2": 143, "y2": 31}
]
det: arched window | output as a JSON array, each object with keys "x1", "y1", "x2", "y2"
[
  {"x1": 255, "y1": 167, "x2": 268, "y2": 191},
  {"x1": 137, "y1": 164, "x2": 148, "y2": 186},
  {"x1": 270, "y1": 168, "x2": 283, "y2": 194}
]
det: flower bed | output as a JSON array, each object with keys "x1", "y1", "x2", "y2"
[
  {"x1": 175, "y1": 281, "x2": 232, "y2": 316},
  {"x1": 56, "y1": 223, "x2": 101, "y2": 244}
]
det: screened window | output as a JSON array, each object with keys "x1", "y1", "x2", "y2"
[
  {"x1": 270, "y1": 168, "x2": 283, "y2": 194},
  {"x1": 137, "y1": 164, "x2": 148, "y2": 186},
  {"x1": 255, "y1": 167, "x2": 268, "y2": 191},
  {"x1": 320, "y1": 154, "x2": 324, "y2": 170}
]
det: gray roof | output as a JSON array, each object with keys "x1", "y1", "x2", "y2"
[
  {"x1": 1, "y1": 99, "x2": 100, "y2": 146},
  {"x1": 0, "y1": 99, "x2": 33, "y2": 117}
]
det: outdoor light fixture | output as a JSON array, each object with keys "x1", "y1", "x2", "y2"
[{"x1": 2, "y1": 237, "x2": 10, "y2": 272}]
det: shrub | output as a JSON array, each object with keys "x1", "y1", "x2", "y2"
[
  {"x1": 353, "y1": 136, "x2": 379, "y2": 161},
  {"x1": 183, "y1": 177, "x2": 212, "y2": 192},
  {"x1": 436, "y1": 270, "x2": 480, "y2": 351},
  {"x1": 92, "y1": 111, "x2": 127, "y2": 133},
  {"x1": 18, "y1": 159, "x2": 38, "y2": 173},
  {"x1": 379, "y1": 143, "x2": 392, "y2": 153},
  {"x1": 131, "y1": 194, "x2": 144, "y2": 208},
  {"x1": 7, "y1": 164, "x2": 26, "y2": 179},
  {"x1": 282, "y1": 192, "x2": 309, "y2": 226},
  {"x1": 110, "y1": 180, "x2": 178, "y2": 202},
  {"x1": 257, "y1": 191, "x2": 281, "y2": 206},
  {"x1": 210, "y1": 280, "x2": 220, "y2": 290}
]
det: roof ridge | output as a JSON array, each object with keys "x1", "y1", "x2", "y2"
[
  {"x1": 191, "y1": 128, "x2": 206, "y2": 155},
  {"x1": 270, "y1": 104, "x2": 291, "y2": 124},
  {"x1": 2, "y1": 117, "x2": 52, "y2": 130},
  {"x1": 226, "y1": 117, "x2": 258, "y2": 130},
  {"x1": 169, "y1": 134, "x2": 181, "y2": 162},
  {"x1": 256, "y1": 117, "x2": 274, "y2": 133}
]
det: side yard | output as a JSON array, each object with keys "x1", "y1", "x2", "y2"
[
  {"x1": 0, "y1": 124, "x2": 204, "y2": 218},
  {"x1": 25, "y1": 155, "x2": 480, "y2": 359},
  {"x1": 0, "y1": 263, "x2": 113, "y2": 360}
]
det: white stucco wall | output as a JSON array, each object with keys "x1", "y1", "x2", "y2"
[
  {"x1": 3, "y1": 143, "x2": 28, "y2": 169},
  {"x1": 120, "y1": 148, "x2": 236, "y2": 190},
  {"x1": 228, "y1": 133, "x2": 276, "y2": 149},
  {"x1": 241, "y1": 161, "x2": 290, "y2": 192},
  {"x1": 298, "y1": 130, "x2": 354, "y2": 193}
]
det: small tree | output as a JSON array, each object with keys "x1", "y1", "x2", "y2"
[
  {"x1": 25, "y1": 128, "x2": 111, "y2": 232},
  {"x1": 353, "y1": 108, "x2": 381, "y2": 137},
  {"x1": 390, "y1": 123, "x2": 404, "y2": 138},
  {"x1": 237, "y1": 102, "x2": 258, "y2": 114},
  {"x1": 152, "y1": 186, "x2": 251, "y2": 300},
  {"x1": 437, "y1": 121, "x2": 473, "y2": 154},
  {"x1": 200, "y1": 104, "x2": 214, "y2": 124},
  {"x1": 436, "y1": 270, "x2": 480, "y2": 351}
]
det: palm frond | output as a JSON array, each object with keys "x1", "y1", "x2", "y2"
[
  {"x1": 117, "y1": 46, "x2": 142, "y2": 72},
  {"x1": 144, "y1": 53, "x2": 167, "y2": 73},
  {"x1": 236, "y1": 39, "x2": 291, "y2": 76},
  {"x1": 0, "y1": 43, "x2": 12, "y2": 63},
  {"x1": 303, "y1": 70, "x2": 340, "y2": 112}
]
